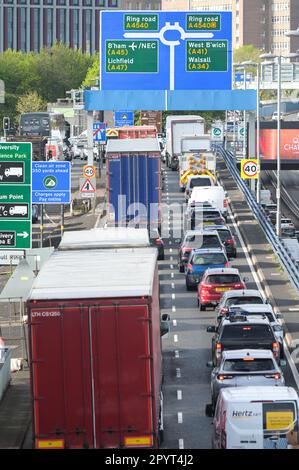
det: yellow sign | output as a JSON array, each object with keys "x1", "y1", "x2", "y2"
[
  {"x1": 241, "y1": 159, "x2": 259, "y2": 179},
  {"x1": 124, "y1": 436, "x2": 152, "y2": 447},
  {"x1": 106, "y1": 128, "x2": 119, "y2": 137},
  {"x1": 266, "y1": 411, "x2": 294, "y2": 431},
  {"x1": 36, "y1": 439, "x2": 64, "y2": 449}
]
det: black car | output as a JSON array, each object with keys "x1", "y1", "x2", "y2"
[
  {"x1": 204, "y1": 225, "x2": 237, "y2": 259},
  {"x1": 187, "y1": 208, "x2": 225, "y2": 230}
]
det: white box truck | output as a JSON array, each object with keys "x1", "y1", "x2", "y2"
[{"x1": 165, "y1": 115, "x2": 205, "y2": 170}]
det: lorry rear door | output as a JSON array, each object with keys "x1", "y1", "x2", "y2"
[
  {"x1": 90, "y1": 304, "x2": 154, "y2": 448},
  {"x1": 31, "y1": 307, "x2": 93, "y2": 449}
]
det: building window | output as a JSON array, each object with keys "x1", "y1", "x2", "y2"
[
  {"x1": 73, "y1": 8, "x2": 79, "y2": 49},
  {"x1": 7, "y1": 7, "x2": 14, "y2": 49},
  {"x1": 47, "y1": 8, "x2": 53, "y2": 47},
  {"x1": 108, "y1": 0, "x2": 118, "y2": 7},
  {"x1": 20, "y1": 7, "x2": 27, "y2": 51},
  {"x1": 33, "y1": 8, "x2": 40, "y2": 51},
  {"x1": 59, "y1": 9, "x2": 66, "y2": 43},
  {"x1": 96, "y1": 0, "x2": 105, "y2": 5},
  {"x1": 85, "y1": 9, "x2": 92, "y2": 53}
]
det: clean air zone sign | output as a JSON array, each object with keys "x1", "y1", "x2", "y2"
[
  {"x1": 211, "y1": 124, "x2": 224, "y2": 141},
  {"x1": 100, "y1": 11, "x2": 232, "y2": 90}
]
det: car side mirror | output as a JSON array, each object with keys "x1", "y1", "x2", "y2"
[
  {"x1": 205, "y1": 404, "x2": 214, "y2": 418},
  {"x1": 243, "y1": 277, "x2": 249, "y2": 283},
  {"x1": 276, "y1": 312, "x2": 283, "y2": 319},
  {"x1": 217, "y1": 315, "x2": 223, "y2": 323},
  {"x1": 207, "y1": 326, "x2": 216, "y2": 333},
  {"x1": 160, "y1": 314, "x2": 170, "y2": 337}
]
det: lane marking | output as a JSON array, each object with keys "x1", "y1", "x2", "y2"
[
  {"x1": 177, "y1": 390, "x2": 182, "y2": 400},
  {"x1": 171, "y1": 282, "x2": 175, "y2": 289},
  {"x1": 170, "y1": 248, "x2": 173, "y2": 253},
  {"x1": 176, "y1": 368, "x2": 181, "y2": 378},
  {"x1": 178, "y1": 412, "x2": 183, "y2": 424},
  {"x1": 173, "y1": 319, "x2": 177, "y2": 326},
  {"x1": 172, "y1": 305, "x2": 176, "y2": 313},
  {"x1": 170, "y1": 264, "x2": 174, "y2": 269},
  {"x1": 172, "y1": 293, "x2": 176, "y2": 300},
  {"x1": 170, "y1": 257, "x2": 173, "y2": 261},
  {"x1": 174, "y1": 334, "x2": 178, "y2": 343},
  {"x1": 171, "y1": 273, "x2": 174, "y2": 279},
  {"x1": 179, "y1": 439, "x2": 184, "y2": 449},
  {"x1": 175, "y1": 350, "x2": 180, "y2": 358}
]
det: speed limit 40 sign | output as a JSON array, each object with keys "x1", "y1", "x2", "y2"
[
  {"x1": 83, "y1": 165, "x2": 96, "y2": 179},
  {"x1": 241, "y1": 159, "x2": 259, "y2": 179}
]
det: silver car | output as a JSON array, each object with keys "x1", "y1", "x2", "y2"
[
  {"x1": 215, "y1": 289, "x2": 266, "y2": 317},
  {"x1": 210, "y1": 349, "x2": 285, "y2": 410}
]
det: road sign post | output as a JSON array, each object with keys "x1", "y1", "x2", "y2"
[
  {"x1": 0, "y1": 142, "x2": 32, "y2": 250},
  {"x1": 100, "y1": 11, "x2": 232, "y2": 91}
]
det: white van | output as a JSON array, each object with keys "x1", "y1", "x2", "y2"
[
  {"x1": 185, "y1": 175, "x2": 216, "y2": 202},
  {"x1": 209, "y1": 386, "x2": 299, "y2": 449},
  {"x1": 188, "y1": 186, "x2": 228, "y2": 220}
]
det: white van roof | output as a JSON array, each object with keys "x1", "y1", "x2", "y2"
[{"x1": 221, "y1": 386, "x2": 298, "y2": 402}]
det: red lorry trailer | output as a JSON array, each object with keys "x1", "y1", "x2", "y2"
[{"x1": 27, "y1": 248, "x2": 163, "y2": 449}]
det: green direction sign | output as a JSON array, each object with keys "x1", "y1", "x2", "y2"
[
  {"x1": 0, "y1": 142, "x2": 32, "y2": 249},
  {"x1": 106, "y1": 40, "x2": 158, "y2": 73},
  {"x1": 187, "y1": 14, "x2": 221, "y2": 31},
  {"x1": 186, "y1": 40, "x2": 228, "y2": 72},
  {"x1": 124, "y1": 14, "x2": 158, "y2": 31}
]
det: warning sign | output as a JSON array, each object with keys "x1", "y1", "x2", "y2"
[
  {"x1": 266, "y1": 411, "x2": 294, "y2": 431},
  {"x1": 241, "y1": 159, "x2": 259, "y2": 179},
  {"x1": 80, "y1": 177, "x2": 96, "y2": 198},
  {"x1": 106, "y1": 128, "x2": 119, "y2": 138}
]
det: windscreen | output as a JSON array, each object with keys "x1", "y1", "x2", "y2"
[
  {"x1": 221, "y1": 324, "x2": 274, "y2": 340},
  {"x1": 223, "y1": 358, "x2": 275, "y2": 372},
  {"x1": 226, "y1": 297, "x2": 263, "y2": 307},
  {"x1": 192, "y1": 253, "x2": 226, "y2": 265},
  {"x1": 206, "y1": 274, "x2": 241, "y2": 284},
  {"x1": 218, "y1": 230, "x2": 232, "y2": 242},
  {"x1": 190, "y1": 178, "x2": 212, "y2": 188}
]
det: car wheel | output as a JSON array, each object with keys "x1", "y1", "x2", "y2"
[
  {"x1": 199, "y1": 303, "x2": 206, "y2": 311},
  {"x1": 179, "y1": 264, "x2": 184, "y2": 273},
  {"x1": 186, "y1": 282, "x2": 192, "y2": 291}
]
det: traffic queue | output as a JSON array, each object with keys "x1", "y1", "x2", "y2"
[{"x1": 174, "y1": 150, "x2": 299, "y2": 450}]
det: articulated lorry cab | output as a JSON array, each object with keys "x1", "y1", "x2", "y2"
[{"x1": 27, "y1": 248, "x2": 165, "y2": 449}]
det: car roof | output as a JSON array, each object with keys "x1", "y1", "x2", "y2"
[
  {"x1": 222, "y1": 349, "x2": 275, "y2": 360},
  {"x1": 229, "y1": 304, "x2": 274, "y2": 313},
  {"x1": 220, "y1": 386, "x2": 298, "y2": 402},
  {"x1": 203, "y1": 225, "x2": 230, "y2": 231},
  {"x1": 205, "y1": 267, "x2": 240, "y2": 275},
  {"x1": 222, "y1": 289, "x2": 263, "y2": 299},
  {"x1": 184, "y1": 230, "x2": 218, "y2": 237}
]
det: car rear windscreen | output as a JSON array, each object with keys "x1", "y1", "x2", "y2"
[
  {"x1": 226, "y1": 297, "x2": 264, "y2": 307},
  {"x1": 223, "y1": 358, "x2": 275, "y2": 372},
  {"x1": 192, "y1": 253, "x2": 226, "y2": 265},
  {"x1": 190, "y1": 178, "x2": 212, "y2": 188},
  {"x1": 206, "y1": 274, "x2": 241, "y2": 284},
  {"x1": 218, "y1": 230, "x2": 231, "y2": 242},
  {"x1": 185, "y1": 235, "x2": 220, "y2": 248},
  {"x1": 221, "y1": 324, "x2": 275, "y2": 340}
]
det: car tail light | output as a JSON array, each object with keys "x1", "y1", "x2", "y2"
[
  {"x1": 155, "y1": 238, "x2": 162, "y2": 246},
  {"x1": 224, "y1": 199, "x2": 228, "y2": 208},
  {"x1": 265, "y1": 373, "x2": 281, "y2": 380},
  {"x1": 182, "y1": 247, "x2": 192, "y2": 254},
  {"x1": 225, "y1": 262, "x2": 230, "y2": 267},
  {"x1": 187, "y1": 263, "x2": 193, "y2": 273},
  {"x1": 234, "y1": 283, "x2": 243, "y2": 289},
  {"x1": 217, "y1": 374, "x2": 233, "y2": 381},
  {"x1": 272, "y1": 342, "x2": 279, "y2": 357},
  {"x1": 220, "y1": 307, "x2": 229, "y2": 315},
  {"x1": 226, "y1": 239, "x2": 234, "y2": 245}
]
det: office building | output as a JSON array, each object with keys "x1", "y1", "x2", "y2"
[
  {"x1": 122, "y1": 1, "x2": 161, "y2": 9},
  {"x1": 0, "y1": 0, "x2": 120, "y2": 53}
]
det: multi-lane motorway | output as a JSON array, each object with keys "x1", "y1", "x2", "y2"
[{"x1": 159, "y1": 162, "x2": 298, "y2": 449}]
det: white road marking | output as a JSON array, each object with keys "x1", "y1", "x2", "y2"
[
  {"x1": 289, "y1": 308, "x2": 299, "y2": 312},
  {"x1": 172, "y1": 305, "x2": 176, "y2": 313},
  {"x1": 170, "y1": 256, "x2": 173, "y2": 261},
  {"x1": 177, "y1": 390, "x2": 182, "y2": 400},
  {"x1": 176, "y1": 368, "x2": 181, "y2": 378},
  {"x1": 170, "y1": 248, "x2": 173, "y2": 253},
  {"x1": 171, "y1": 273, "x2": 174, "y2": 278},
  {"x1": 173, "y1": 319, "x2": 177, "y2": 326},
  {"x1": 170, "y1": 264, "x2": 174, "y2": 269},
  {"x1": 175, "y1": 350, "x2": 180, "y2": 358},
  {"x1": 172, "y1": 293, "x2": 176, "y2": 300},
  {"x1": 174, "y1": 334, "x2": 178, "y2": 343},
  {"x1": 178, "y1": 412, "x2": 183, "y2": 423},
  {"x1": 171, "y1": 283, "x2": 175, "y2": 289},
  {"x1": 271, "y1": 273, "x2": 281, "y2": 276},
  {"x1": 179, "y1": 439, "x2": 184, "y2": 449}
]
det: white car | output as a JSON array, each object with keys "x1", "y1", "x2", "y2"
[{"x1": 280, "y1": 218, "x2": 295, "y2": 237}]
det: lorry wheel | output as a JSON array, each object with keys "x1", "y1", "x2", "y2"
[
  {"x1": 199, "y1": 303, "x2": 206, "y2": 311},
  {"x1": 186, "y1": 283, "x2": 192, "y2": 291}
]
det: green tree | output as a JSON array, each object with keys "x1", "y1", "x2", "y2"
[
  {"x1": 16, "y1": 91, "x2": 46, "y2": 123},
  {"x1": 233, "y1": 44, "x2": 263, "y2": 65},
  {"x1": 82, "y1": 54, "x2": 100, "y2": 89}
]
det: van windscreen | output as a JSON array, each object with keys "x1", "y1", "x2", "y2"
[{"x1": 190, "y1": 178, "x2": 212, "y2": 188}]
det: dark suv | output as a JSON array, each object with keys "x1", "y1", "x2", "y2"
[
  {"x1": 207, "y1": 314, "x2": 280, "y2": 367},
  {"x1": 204, "y1": 225, "x2": 237, "y2": 259}
]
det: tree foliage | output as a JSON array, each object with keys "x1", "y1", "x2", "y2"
[
  {"x1": 16, "y1": 91, "x2": 46, "y2": 122},
  {"x1": 0, "y1": 44, "x2": 93, "y2": 130}
]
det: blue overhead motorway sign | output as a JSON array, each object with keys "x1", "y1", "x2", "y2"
[
  {"x1": 100, "y1": 10, "x2": 232, "y2": 91},
  {"x1": 32, "y1": 161, "x2": 71, "y2": 204}
]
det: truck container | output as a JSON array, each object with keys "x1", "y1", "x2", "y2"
[
  {"x1": 106, "y1": 138, "x2": 161, "y2": 229},
  {"x1": 180, "y1": 135, "x2": 211, "y2": 154},
  {"x1": 27, "y1": 248, "x2": 164, "y2": 449},
  {"x1": 165, "y1": 115, "x2": 205, "y2": 169},
  {"x1": 6, "y1": 135, "x2": 47, "y2": 161},
  {"x1": 58, "y1": 227, "x2": 150, "y2": 250},
  {"x1": 108, "y1": 126, "x2": 157, "y2": 140}
]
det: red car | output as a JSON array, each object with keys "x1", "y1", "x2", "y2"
[{"x1": 197, "y1": 267, "x2": 247, "y2": 311}]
